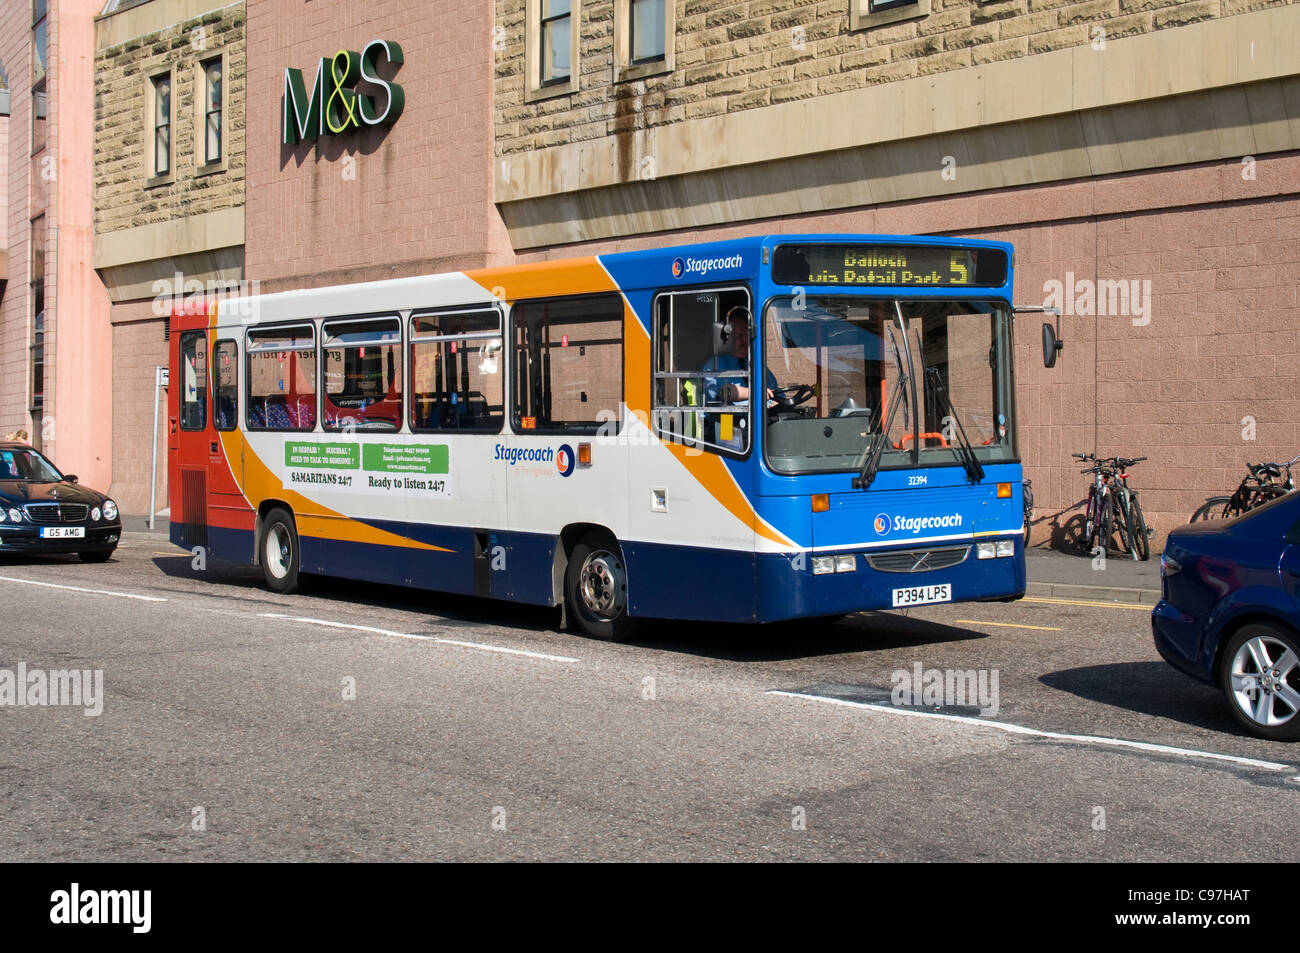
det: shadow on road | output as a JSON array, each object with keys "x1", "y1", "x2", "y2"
[
  {"x1": 150, "y1": 555, "x2": 989, "y2": 662},
  {"x1": 1040, "y1": 660, "x2": 1246, "y2": 737}
]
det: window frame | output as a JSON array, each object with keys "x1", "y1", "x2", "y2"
[
  {"x1": 524, "y1": 0, "x2": 581, "y2": 102},
  {"x1": 320, "y1": 314, "x2": 404, "y2": 434},
  {"x1": 212, "y1": 338, "x2": 239, "y2": 432},
  {"x1": 31, "y1": 0, "x2": 48, "y2": 156},
  {"x1": 849, "y1": 0, "x2": 930, "y2": 31},
  {"x1": 244, "y1": 324, "x2": 319, "y2": 433},
  {"x1": 179, "y1": 331, "x2": 209, "y2": 432},
  {"x1": 651, "y1": 284, "x2": 754, "y2": 461},
  {"x1": 614, "y1": 0, "x2": 674, "y2": 83},
  {"x1": 146, "y1": 69, "x2": 175, "y2": 185},
  {"x1": 196, "y1": 53, "x2": 226, "y2": 174},
  {"x1": 511, "y1": 292, "x2": 625, "y2": 437},
  {"x1": 408, "y1": 305, "x2": 506, "y2": 435}
]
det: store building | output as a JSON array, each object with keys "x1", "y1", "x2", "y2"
[
  {"x1": 92, "y1": 0, "x2": 246, "y2": 514},
  {"x1": 0, "y1": 0, "x2": 109, "y2": 488},
  {"x1": 486, "y1": 0, "x2": 1300, "y2": 539}
]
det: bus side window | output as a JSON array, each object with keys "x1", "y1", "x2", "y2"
[
  {"x1": 179, "y1": 331, "x2": 208, "y2": 431},
  {"x1": 410, "y1": 308, "x2": 504, "y2": 432},
  {"x1": 651, "y1": 286, "x2": 752, "y2": 456},
  {"x1": 512, "y1": 294, "x2": 623, "y2": 435},
  {"x1": 246, "y1": 326, "x2": 316, "y2": 432},
  {"x1": 213, "y1": 340, "x2": 237, "y2": 431}
]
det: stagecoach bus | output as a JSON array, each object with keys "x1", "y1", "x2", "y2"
[{"x1": 168, "y1": 234, "x2": 1025, "y2": 638}]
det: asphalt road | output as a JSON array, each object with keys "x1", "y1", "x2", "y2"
[{"x1": 1, "y1": 534, "x2": 1297, "y2": 862}]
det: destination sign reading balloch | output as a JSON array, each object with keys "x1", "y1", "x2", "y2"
[{"x1": 772, "y1": 244, "x2": 1008, "y2": 288}]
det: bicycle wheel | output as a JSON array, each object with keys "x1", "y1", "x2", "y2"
[
  {"x1": 1098, "y1": 494, "x2": 1114, "y2": 557},
  {"x1": 1130, "y1": 495, "x2": 1149, "y2": 561},
  {"x1": 1112, "y1": 493, "x2": 1134, "y2": 558},
  {"x1": 1083, "y1": 488, "x2": 1098, "y2": 553},
  {"x1": 1190, "y1": 497, "x2": 1232, "y2": 522},
  {"x1": 1248, "y1": 484, "x2": 1288, "y2": 511}
]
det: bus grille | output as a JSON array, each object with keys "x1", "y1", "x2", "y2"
[
  {"x1": 867, "y1": 545, "x2": 969, "y2": 573},
  {"x1": 24, "y1": 503, "x2": 89, "y2": 524}
]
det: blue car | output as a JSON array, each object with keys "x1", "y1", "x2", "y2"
[{"x1": 1153, "y1": 490, "x2": 1300, "y2": 740}]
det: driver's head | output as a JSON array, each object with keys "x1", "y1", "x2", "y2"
[{"x1": 726, "y1": 307, "x2": 750, "y2": 355}]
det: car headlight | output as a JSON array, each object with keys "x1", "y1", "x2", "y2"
[
  {"x1": 102, "y1": 500, "x2": 118, "y2": 521},
  {"x1": 91, "y1": 507, "x2": 102, "y2": 521},
  {"x1": 7, "y1": 508, "x2": 21, "y2": 523},
  {"x1": 0, "y1": 509, "x2": 6, "y2": 523}
]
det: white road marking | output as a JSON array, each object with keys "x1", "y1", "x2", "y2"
[
  {"x1": 0, "y1": 574, "x2": 168, "y2": 603},
  {"x1": 767, "y1": 690, "x2": 1293, "y2": 772},
  {"x1": 955, "y1": 619, "x2": 1062, "y2": 631},
  {"x1": 258, "y1": 613, "x2": 580, "y2": 663}
]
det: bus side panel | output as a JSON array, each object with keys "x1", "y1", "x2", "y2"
[{"x1": 623, "y1": 542, "x2": 757, "y2": 623}]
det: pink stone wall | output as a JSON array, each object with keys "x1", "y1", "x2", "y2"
[{"x1": 244, "y1": 0, "x2": 511, "y2": 292}]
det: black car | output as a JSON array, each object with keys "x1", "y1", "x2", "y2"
[{"x1": 0, "y1": 443, "x2": 122, "y2": 562}]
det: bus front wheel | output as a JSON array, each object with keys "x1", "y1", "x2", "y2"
[
  {"x1": 566, "y1": 533, "x2": 635, "y2": 641},
  {"x1": 260, "y1": 507, "x2": 301, "y2": 594}
]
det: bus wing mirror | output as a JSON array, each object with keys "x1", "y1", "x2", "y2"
[
  {"x1": 1014, "y1": 306, "x2": 1063, "y2": 368},
  {"x1": 1042, "y1": 322, "x2": 1062, "y2": 368}
]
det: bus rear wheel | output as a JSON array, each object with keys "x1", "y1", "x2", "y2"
[
  {"x1": 566, "y1": 533, "x2": 635, "y2": 641},
  {"x1": 260, "y1": 507, "x2": 301, "y2": 594}
]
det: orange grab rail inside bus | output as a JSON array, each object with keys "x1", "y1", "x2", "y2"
[{"x1": 893, "y1": 432, "x2": 950, "y2": 449}]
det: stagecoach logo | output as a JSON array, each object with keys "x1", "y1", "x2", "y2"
[
  {"x1": 556, "y1": 444, "x2": 576, "y2": 477},
  {"x1": 282, "y1": 39, "x2": 405, "y2": 145},
  {"x1": 672, "y1": 254, "x2": 744, "y2": 280},
  {"x1": 672, "y1": 257, "x2": 686, "y2": 279},
  {"x1": 874, "y1": 513, "x2": 890, "y2": 536}
]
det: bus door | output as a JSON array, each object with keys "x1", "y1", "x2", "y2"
[
  {"x1": 205, "y1": 336, "x2": 245, "y2": 556},
  {"x1": 171, "y1": 320, "x2": 212, "y2": 552}
]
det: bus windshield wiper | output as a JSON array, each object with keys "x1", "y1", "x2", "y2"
[
  {"x1": 923, "y1": 365, "x2": 985, "y2": 483},
  {"x1": 853, "y1": 323, "x2": 908, "y2": 490}
]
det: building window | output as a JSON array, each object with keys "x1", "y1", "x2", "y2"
[
  {"x1": 512, "y1": 293, "x2": 623, "y2": 435},
  {"x1": 151, "y1": 73, "x2": 172, "y2": 177},
  {"x1": 31, "y1": 0, "x2": 47, "y2": 154},
  {"x1": 29, "y1": 216, "x2": 45, "y2": 429},
  {"x1": 850, "y1": 0, "x2": 930, "y2": 30},
  {"x1": 410, "y1": 309, "x2": 504, "y2": 433},
  {"x1": 202, "y1": 58, "x2": 223, "y2": 165},
  {"x1": 525, "y1": 0, "x2": 580, "y2": 101},
  {"x1": 614, "y1": 0, "x2": 674, "y2": 82}
]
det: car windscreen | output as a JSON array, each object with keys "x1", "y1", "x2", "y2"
[{"x1": 0, "y1": 448, "x2": 64, "y2": 482}]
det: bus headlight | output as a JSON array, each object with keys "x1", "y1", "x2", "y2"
[
  {"x1": 834, "y1": 554, "x2": 856, "y2": 573},
  {"x1": 102, "y1": 500, "x2": 118, "y2": 521},
  {"x1": 977, "y1": 542, "x2": 996, "y2": 559},
  {"x1": 812, "y1": 556, "x2": 835, "y2": 575},
  {"x1": 995, "y1": 539, "x2": 1015, "y2": 557}
]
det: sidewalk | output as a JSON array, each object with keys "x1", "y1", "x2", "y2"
[{"x1": 1025, "y1": 545, "x2": 1161, "y2": 606}]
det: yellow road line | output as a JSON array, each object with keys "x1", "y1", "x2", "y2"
[
  {"x1": 153, "y1": 551, "x2": 188, "y2": 557},
  {"x1": 1022, "y1": 596, "x2": 1152, "y2": 611},
  {"x1": 956, "y1": 619, "x2": 1062, "y2": 631}
]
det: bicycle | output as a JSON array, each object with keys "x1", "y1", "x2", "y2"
[
  {"x1": 1022, "y1": 479, "x2": 1034, "y2": 548},
  {"x1": 1190, "y1": 454, "x2": 1299, "y2": 522},
  {"x1": 1074, "y1": 453, "x2": 1150, "y2": 560},
  {"x1": 1108, "y1": 456, "x2": 1150, "y2": 561}
]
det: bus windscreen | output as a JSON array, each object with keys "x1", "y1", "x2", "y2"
[{"x1": 772, "y1": 244, "x2": 1008, "y2": 288}]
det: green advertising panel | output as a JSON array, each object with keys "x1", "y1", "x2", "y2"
[
  {"x1": 285, "y1": 442, "x2": 360, "y2": 469},
  {"x1": 362, "y1": 443, "x2": 449, "y2": 475}
]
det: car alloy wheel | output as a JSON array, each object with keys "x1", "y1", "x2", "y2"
[{"x1": 1223, "y1": 626, "x2": 1300, "y2": 739}]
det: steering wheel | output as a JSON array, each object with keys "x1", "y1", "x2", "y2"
[{"x1": 772, "y1": 384, "x2": 814, "y2": 409}]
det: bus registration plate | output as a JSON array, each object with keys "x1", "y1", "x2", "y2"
[
  {"x1": 40, "y1": 527, "x2": 85, "y2": 539},
  {"x1": 891, "y1": 584, "x2": 951, "y2": 607}
]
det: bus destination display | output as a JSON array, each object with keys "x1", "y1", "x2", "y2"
[{"x1": 772, "y1": 244, "x2": 1008, "y2": 288}]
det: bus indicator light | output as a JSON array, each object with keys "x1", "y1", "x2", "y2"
[
  {"x1": 521, "y1": 417, "x2": 536, "y2": 430},
  {"x1": 577, "y1": 443, "x2": 592, "y2": 468},
  {"x1": 997, "y1": 483, "x2": 1012, "y2": 498},
  {"x1": 811, "y1": 494, "x2": 829, "y2": 512}
]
